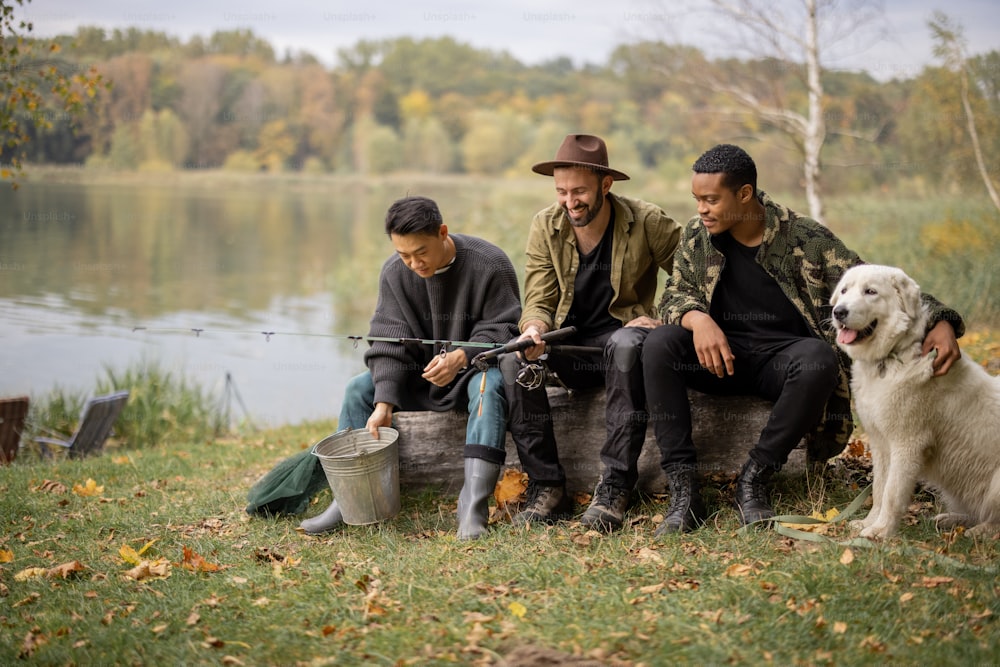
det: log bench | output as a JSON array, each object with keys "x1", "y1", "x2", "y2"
[{"x1": 394, "y1": 387, "x2": 807, "y2": 494}]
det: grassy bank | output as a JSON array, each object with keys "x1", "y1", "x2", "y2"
[{"x1": 2, "y1": 418, "x2": 998, "y2": 665}]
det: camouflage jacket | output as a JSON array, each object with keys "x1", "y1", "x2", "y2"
[{"x1": 657, "y1": 190, "x2": 965, "y2": 459}]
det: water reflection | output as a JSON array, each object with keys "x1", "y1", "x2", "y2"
[{"x1": 0, "y1": 175, "x2": 543, "y2": 426}]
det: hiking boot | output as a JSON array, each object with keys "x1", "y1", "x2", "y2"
[
  {"x1": 512, "y1": 483, "x2": 573, "y2": 526},
  {"x1": 579, "y1": 480, "x2": 630, "y2": 532},
  {"x1": 734, "y1": 458, "x2": 778, "y2": 526},
  {"x1": 655, "y1": 466, "x2": 707, "y2": 536}
]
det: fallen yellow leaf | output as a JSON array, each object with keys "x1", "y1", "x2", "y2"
[
  {"x1": 14, "y1": 567, "x2": 48, "y2": 581},
  {"x1": 494, "y1": 469, "x2": 528, "y2": 508},
  {"x1": 635, "y1": 547, "x2": 663, "y2": 564},
  {"x1": 120, "y1": 545, "x2": 142, "y2": 566},
  {"x1": 181, "y1": 546, "x2": 222, "y2": 573},
  {"x1": 0, "y1": 549, "x2": 14, "y2": 563},
  {"x1": 724, "y1": 563, "x2": 755, "y2": 577},
  {"x1": 781, "y1": 508, "x2": 840, "y2": 533},
  {"x1": 47, "y1": 560, "x2": 87, "y2": 579},
  {"x1": 123, "y1": 558, "x2": 172, "y2": 581},
  {"x1": 73, "y1": 478, "x2": 104, "y2": 497},
  {"x1": 833, "y1": 621, "x2": 848, "y2": 634},
  {"x1": 915, "y1": 576, "x2": 954, "y2": 588},
  {"x1": 508, "y1": 601, "x2": 527, "y2": 618},
  {"x1": 464, "y1": 612, "x2": 494, "y2": 623},
  {"x1": 32, "y1": 480, "x2": 67, "y2": 494}
]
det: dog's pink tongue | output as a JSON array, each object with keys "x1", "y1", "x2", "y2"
[{"x1": 837, "y1": 328, "x2": 858, "y2": 345}]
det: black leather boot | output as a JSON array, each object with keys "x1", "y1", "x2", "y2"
[
  {"x1": 512, "y1": 483, "x2": 573, "y2": 526},
  {"x1": 655, "y1": 466, "x2": 707, "y2": 536},
  {"x1": 734, "y1": 458, "x2": 778, "y2": 526}
]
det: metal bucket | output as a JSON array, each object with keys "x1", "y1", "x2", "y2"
[{"x1": 312, "y1": 428, "x2": 400, "y2": 525}]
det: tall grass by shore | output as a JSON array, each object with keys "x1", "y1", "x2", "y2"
[{"x1": 19, "y1": 360, "x2": 228, "y2": 460}]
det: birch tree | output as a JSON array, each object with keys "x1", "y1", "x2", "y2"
[
  {"x1": 650, "y1": 0, "x2": 885, "y2": 224},
  {"x1": 929, "y1": 12, "x2": 1000, "y2": 213}
]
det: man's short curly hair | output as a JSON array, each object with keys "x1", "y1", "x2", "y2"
[{"x1": 692, "y1": 144, "x2": 757, "y2": 195}]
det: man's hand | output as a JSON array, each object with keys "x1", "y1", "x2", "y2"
[
  {"x1": 366, "y1": 402, "x2": 394, "y2": 438},
  {"x1": 683, "y1": 311, "x2": 735, "y2": 378},
  {"x1": 922, "y1": 320, "x2": 960, "y2": 377},
  {"x1": 422, "y1": 349, "x2": 467, "y2": 387},
  {"x1": 517, "y1": 322, "x2": 549, "y2": 361},
  {"x1": 625, "y1": 315, "x2": 662, "y2": 329}
]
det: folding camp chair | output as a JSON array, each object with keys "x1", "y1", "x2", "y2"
[
  {"x1": 0, "y1": 395, "x2": 30, "y2": 464},
  {"x1": 35, "y1": 390, "x2": 130, "y2": 459}
]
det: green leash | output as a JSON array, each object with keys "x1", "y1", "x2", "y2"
[{"x1": 740, "y1": 484, "x2": 997, "y2": 572}]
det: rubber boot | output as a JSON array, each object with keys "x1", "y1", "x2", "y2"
[
  {"x1": 456, "y1": 457, "x2": 502, "y2": 540},
  {"x1": 655, "y1": 466, "x2": 706, "y2": 535},
  {"x1": 734, "y1": 458, "x2": 778, "y2": 526},
  {"x1": 298, "y1": 499, "x2": 344, "y2": 535}
]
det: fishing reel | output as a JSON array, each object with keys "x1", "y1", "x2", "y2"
[{"x1": 514, "y1": 361, "x2": 546, "y2": 390}]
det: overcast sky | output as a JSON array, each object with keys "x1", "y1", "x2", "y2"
[{"x1": 21, "y1": 0, "x2": 1000, "y2": 79}]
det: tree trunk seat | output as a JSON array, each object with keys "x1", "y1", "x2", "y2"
[{"x1": 394, "y1": 387, "x2": 807, "y2": 494}]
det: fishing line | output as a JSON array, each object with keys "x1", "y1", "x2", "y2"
[{"x1": 131, "y1": 325, "x2": 508, "y2": 348}]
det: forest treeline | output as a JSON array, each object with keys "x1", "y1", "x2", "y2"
[{"x1": 12, "y1": 26, "x2": 1000, "y2": 195}]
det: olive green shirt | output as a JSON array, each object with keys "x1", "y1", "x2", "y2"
[
  {"x1": 520, "y1": 193, "x2": 681, "y2": 332},
  {"x1": 658, "y1": 189, "x2": 965, "y2": 459}
]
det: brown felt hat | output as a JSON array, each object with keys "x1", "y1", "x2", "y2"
[{"x1": 531, "y1": 134, "x2": 630, "y2": 181}]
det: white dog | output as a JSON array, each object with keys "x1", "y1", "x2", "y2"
[{"x1": 831, "y1": 264, "x2": 1000, "y2": 539}]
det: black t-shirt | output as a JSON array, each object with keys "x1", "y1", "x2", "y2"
[
  {"x1": 565, "y1": 209, "x2": 619, "y2": 337},
  {"x1": 709, "y1": 231, "x2": 811, "y2": 341}
]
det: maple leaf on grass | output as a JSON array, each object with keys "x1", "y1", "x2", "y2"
[
  {"x1": 180, "y1": 546, "x2": 223, "y2": 573},
  {"x1": 73, "y1": 478, "x2": 104, "y2": 497},
  {"x1": 494, "y1": 469, "x2": 528, "y2": 508},
  {"x1": 120, "y1": 539, "x2": 159, "y2": 565}
]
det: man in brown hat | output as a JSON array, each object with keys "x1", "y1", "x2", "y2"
[{"x1": 500, "y1": 134, "x2": 681, "y2": 532}]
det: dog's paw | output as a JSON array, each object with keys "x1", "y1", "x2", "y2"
[
  {"x1": 859, "y1": 523, "x2": 896, "y2": 540},
  {"x1": 965, "y1": 522, "x2": 1000, "y2": 539},
  {"x1": 934, "y1": 512, "x2": 972, "y2": 532},
  {"x1": 848, "y1": 518, "x2": 869, "y2": 533}
]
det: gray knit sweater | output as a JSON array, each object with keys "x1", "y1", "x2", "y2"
[{"x1": 364, "y1": 233, "x2": 521, "y2": 411}]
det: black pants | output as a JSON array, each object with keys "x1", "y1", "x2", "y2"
[
  {"x1": 500, "y1": 327, "x2": 652, "y2": 489},
  {"x1": 642, "y1": 325, "x2": 839, "y2": 471}
]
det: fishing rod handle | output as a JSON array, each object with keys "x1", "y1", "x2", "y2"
[{"x1": 470, "y1": 326, "x2": 577, "y2": 369}]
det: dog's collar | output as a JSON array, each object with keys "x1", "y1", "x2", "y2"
[{"x1": 876, "y1": 343, "x2": 923, "y2": 377}]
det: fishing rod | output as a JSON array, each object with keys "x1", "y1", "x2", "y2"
[
  {"x1": 131, "y1": 324, "x2": 599, "y2": 358},
  {"x1": 133, "y1": 325, "x2": 517, "y2": 348}
]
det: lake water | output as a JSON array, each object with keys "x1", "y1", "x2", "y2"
[{"x1": 0, "y1": 172, "x2": 555, "y2": 427}]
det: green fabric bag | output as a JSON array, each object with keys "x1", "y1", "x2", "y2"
[{"x1": 245, "y1": 448, "x2": 329, "y2": 517}]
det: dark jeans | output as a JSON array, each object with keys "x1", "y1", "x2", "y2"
[
  {"x1": 500, "y1": 327, "x2": 652, "y2": 489},
  {"x1": 642, "y1": 324, "x2": 839, "y2": 471}
]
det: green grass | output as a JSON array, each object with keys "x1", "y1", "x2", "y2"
[{"x1": 2, "y1": 426, "x2": 997, "y2": 665}]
